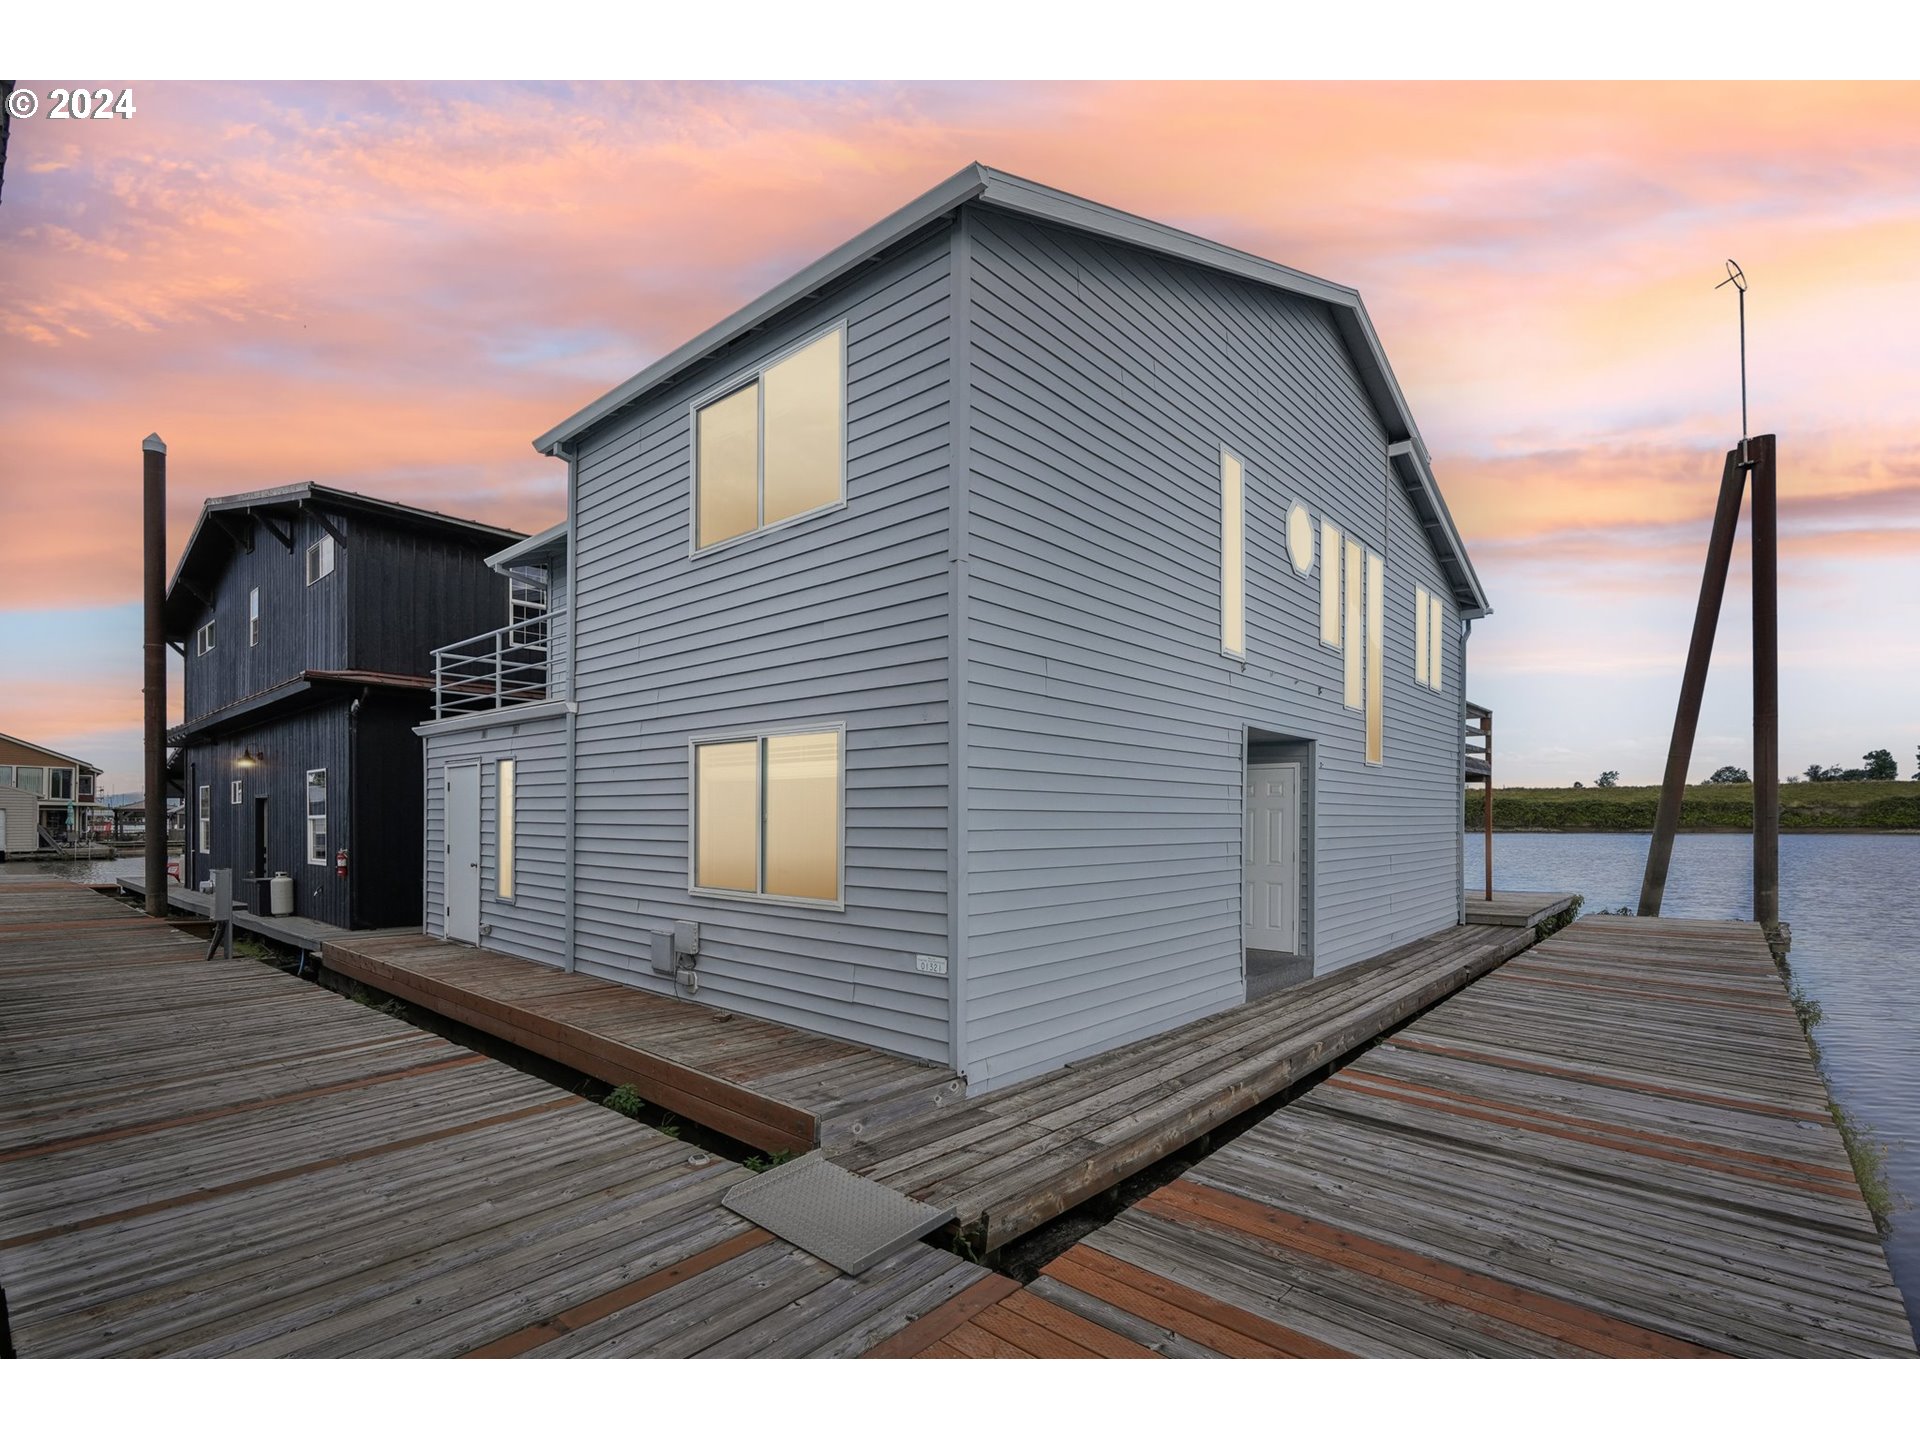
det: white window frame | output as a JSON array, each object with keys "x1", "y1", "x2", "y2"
[
  {"x1": 507, "y1": 565, "x2": 548, "y2": 640},
  {"x1": 305, "y1": 768, "x2": 328, "y2": 865},
  {"x1": 248, "y1": 586, "x2": 260, "y2": 647},
  {"x1": 496, "y1": 757, "x2": 517, "y2": 902},
  {"x1": 16, "y1": 766, "x2": 45, "y2": 798},
  {"x1": 306, "y1": 534, "x2": 335, "y2": 585},
  {"x1": 197, "y1": 785, "x2": 210, "y2": 854},
  {"x1": 686, "y1": 721, "x2": 847, "y2": 911},
  {"x1": 195, "y1": 619, "x2": 216, "y2": 655},
  {"x1": 688, "y1": 320, "x2": 849, "y2": 559},
  {"x1": 47, "y1": 767, "x2": 74, "y2": 802},
  {"x1": 230, "y1": 779, "x2": 243, "y2": 805}
]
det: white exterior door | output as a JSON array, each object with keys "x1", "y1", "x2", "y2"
[
  {"x1": 1245, "y1": 763, "x2": 1301, "y2": 954},
  {"x1": 444, "y1": 764, "x2": 481, "y2": 945}
]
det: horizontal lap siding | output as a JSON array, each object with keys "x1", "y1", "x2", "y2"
[
  {"x1": 960, "y1": 208, "x2": 1460, "y2": 1089},
  {"x1": 566, "y1": 231, "x2": 954, "y2": 1064},
  {"x1": 421, "y1": 714, "x2": 569, "y2": 967}
]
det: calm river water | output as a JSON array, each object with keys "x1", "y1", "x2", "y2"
[{"x1": 1481, "y1": 830, "x2": 1920, "y2": 1334}]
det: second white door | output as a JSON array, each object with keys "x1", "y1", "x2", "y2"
[{"x1": 1245, "y1": 762, "x2": 1301, "y2": 953}]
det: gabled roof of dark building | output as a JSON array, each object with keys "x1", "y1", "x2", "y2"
[
  {"x1": 164, "y1": 483, "x2": 525, "y2": 635},
  {"x1": 532, "y1": 162, "x2": 1490, "y2": 617}
]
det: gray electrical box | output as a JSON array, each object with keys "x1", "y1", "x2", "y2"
[
  {"x1": 673, "y1": 921, "x2": 700, "y2": 963},
  {"x1": 648, "y1": 929, "x2": 675, "y2": 977}
]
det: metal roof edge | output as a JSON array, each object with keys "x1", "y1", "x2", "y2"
[{"x1": 486, "y1": 519, "x2": 568, "y2": 571}]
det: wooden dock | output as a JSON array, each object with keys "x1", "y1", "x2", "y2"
[
  {"x1": 0, "y1": 876, "x2": 990, "y2": 1357},
  {"x1": 116, "y1": 875, "x2": 362, "y2": 959},
  {"x1": 321, "y1": 932, "x2": 964, "y2": 1157},
  {"x1": 992, "y1": 914, "x2": 1915, "y2": 1357},
  {"x1": 1464, "y1": 889, "x2": 1581, "y2": 928},
  {"x1": 840, "y1": 920, "x2": 1552, "y2": 1252}
]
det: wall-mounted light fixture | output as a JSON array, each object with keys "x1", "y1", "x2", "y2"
[{"x1": 237, "y1": 747, "x2": 262, "y2": 768}]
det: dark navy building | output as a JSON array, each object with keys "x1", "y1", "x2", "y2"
[{"x1": 165, "y1": 484, "x2": 525, "y2": 928}]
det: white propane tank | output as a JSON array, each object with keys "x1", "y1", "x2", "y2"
[{"x1": 270, "y1": 872, "x2": 295, "y2": 917}]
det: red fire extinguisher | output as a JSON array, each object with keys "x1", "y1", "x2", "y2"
[{"x1": 335, "y1": 847, "x2": 348, "y2": 878}]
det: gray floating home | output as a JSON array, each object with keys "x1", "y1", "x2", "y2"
[{"x1": 418, "y1": 164, "x2": 1489, "y2": 1094}]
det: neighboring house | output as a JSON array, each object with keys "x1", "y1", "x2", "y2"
[
  {"x1": 418, "y1": 164, "x2": 1489, "y2": 1094},
  {"x1": 165, "y1": 484, "x2": 526, "y2": 928},
  {"x1": 0, "y1": 732, "x2": 105, "y2": 849}
]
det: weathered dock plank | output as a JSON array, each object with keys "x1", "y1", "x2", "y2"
[
  {"x1": 990, "y1": 914, "x2": 1915, "y2": 1358},
  {"x1": 0, "y1": 876, "x2": 987, "y2": 1357}
]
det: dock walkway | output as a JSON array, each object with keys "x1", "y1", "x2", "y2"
[
  {"x1": 0, "y1": 876, "x2": 987, "y2": 1357},
  {"x1": 945, "y1": 914, "x2": 1916, "y2": 1357}
]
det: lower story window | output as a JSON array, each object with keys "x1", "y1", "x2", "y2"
[
  {"x1": 197, "y1": 785, "x2": 210, "y2": 853},
  {"x1": 691, "y1": 727, "x2": 842, "y2": 905},
  {"x1": 305, "y1": 768, "x2": 327, "y2": 865},
  {"x1": 496, "y1": 758, "x2": 517, "y2": 900}
]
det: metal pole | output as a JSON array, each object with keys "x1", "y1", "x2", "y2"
[
  {"x1": 1750, "y1": 434, "x2": 1779, "y2": 930},
  {"x1": 1638, "y1": 445, "x2": 1747, "y2": 917},
  {"x1": 142, "y1": 434, "x2": 169, "y2": 918}
]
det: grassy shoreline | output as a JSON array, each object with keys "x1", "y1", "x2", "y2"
[{"x1": 1466, "y1": 780, "x2": 1920, "y2": 833}]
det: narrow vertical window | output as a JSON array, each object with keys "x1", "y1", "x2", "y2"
[
  {"x1": 306, "y1": 535, "x2": 334, "y2": 584},
  {"x1": 1414, "y1": 585, "x2": 1430, "y2": 687},
  {"x1": 1429, "y1": 593, "x2": 1446, "y2": 691},
  {"x1": 1342, "y1": 537, "x2": 1364, "y2": 709},
  {"x1": 496, "y1": 758, "x2": 517, "y2": 900},
  {"x1": 1220, "y1": 450, "x2": 1245, "y2": 658},
  {"x1": 197, "y1": 785, "x2": 210, "y2": 854},
  {"x1": 248, "y1": 587, "x2": 260, "y2": 647},
  {"x1": 305, "y1": 769, "x2": 327, "y2": 865},
  {"x1": 1365, "y1": 552, "x2": 1385, "y2": 766},
  {"x1": 1319, "y1": 520, "x2": 1343, "y2": 648}
]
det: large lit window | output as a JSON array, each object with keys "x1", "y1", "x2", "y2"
[
  {"x1": 249, "y1": 587, "x2": 260, "y2": 647},
  {"x1": 497, "y1": 758, "x2": 517, "y2": 900},
  {"x1": 694, "y1": 327, "x2": 844, "y2": 550},
  {"x1": 1429, "y1": 592, "x2": 1446, "y2": 691},
  {"x1": 1220, "y1": 449, "x2": 1245, "y2": 658},
  {"x1": 1365, "y1": 551, "x2": 1385, "y2": 766},
  {"x1": 692, "y1": 728, "x2": 842, "y2": 905},
  {"x1": 305, "y1": 769, "x2": 327, "y2": 865},
  {"x1": 197, "y1": 785, "x2": 210, "y2": 853},
  {"x1": 306, "y1": 535, "x2": 335, "y2": 585}
]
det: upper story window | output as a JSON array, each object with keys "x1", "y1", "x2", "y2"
[
  {"x1": 508, "y1": 565, "x2": 549, "y2": 643},
  {"x1": 78, "y1": 772, "x2": 95, "y2": 801},
  {"x1": 248, "y1": 587, "x2": 261, "y2": 647},
  {"x1": 693, "y1": 325, "x2": 845, "y2": 552},
  {"x1": 47, "y1": 768, "x2": 74, "y2": 801},
  {"x1": 16, "y1": 766, "x2": 44, "y2": 797},
  {"x1": 0, "y1": 766, "x2": 12, "y2": 788},
  {"x1": 306, "y1": 534, "x2": 335, "y2": 585},
  {"x1": 195, "y1": 619, "x2": 216, "y2": 655}
]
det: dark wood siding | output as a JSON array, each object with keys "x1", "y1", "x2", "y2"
[
  {"x1": 346, "y1": 525, "x2": 511, "y2": 680},
  {"x1": 348, "y1": 690, "x2": 433, "y2": 928}
]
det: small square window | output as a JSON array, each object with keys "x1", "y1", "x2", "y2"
[{"x1": 231, "y1": 779, "x2": 243, "y2": 805}]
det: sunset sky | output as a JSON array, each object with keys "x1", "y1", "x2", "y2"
[{"x1": 2, "y1": 80, "x2": 1916, "y2": 793}]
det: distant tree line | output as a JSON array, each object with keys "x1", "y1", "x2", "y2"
[{"x1": 1568, "y1": 748, "x2": 1913, "y2": 788}]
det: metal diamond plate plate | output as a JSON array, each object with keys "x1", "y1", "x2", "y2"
[{"x1": 722, "y1": 1152, "x2": 954, "y2": 1275}]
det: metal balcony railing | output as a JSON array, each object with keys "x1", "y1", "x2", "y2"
[{"x1": 433, "y1": 619, "x2": 549, "y2": 720}]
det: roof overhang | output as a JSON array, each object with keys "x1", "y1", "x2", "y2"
[
  {"x1": 486, "y1": 520, "x2": 568, "y2": 573},
  {"x1": 532, "y1": 162, "x2": 1489, "y2": 616}
]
